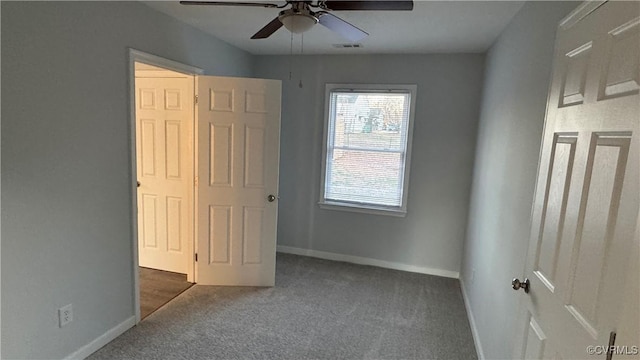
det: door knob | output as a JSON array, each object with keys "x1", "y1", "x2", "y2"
[
  {"x1": 137, "y1": 181, "x2": 141, "y2": 188},
  {"x1": 267, "y1": 194, "x2": 276, "y2": 202},
  {"x1": 512, "y1": 278, "x2": 530, "y2": 293}
]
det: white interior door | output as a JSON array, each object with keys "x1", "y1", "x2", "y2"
[
  {"x1": 196, "y1": 76, "x2": 281, "y2": 286},
  {"x1": 136, "y1": 75, "x2": 194, "y2": 275},
  {"x1": 514, "y1": 1, "x2": 639, "y2": 359}
]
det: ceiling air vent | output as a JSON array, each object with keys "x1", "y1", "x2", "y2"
[{"x1": 333, "y1": 44, "x2": 363, "y2": 48}]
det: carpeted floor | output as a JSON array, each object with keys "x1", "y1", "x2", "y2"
[
  {"x1": 139, "y1": 267, "x2": 194, "y2": 319},
  {"x1": 90, "y1": 253, "x2": 477, "y2": 360}
]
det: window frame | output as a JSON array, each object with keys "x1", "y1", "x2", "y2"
[{"x1": 318, "y1": 83, "x2": 417, "y2": 217}]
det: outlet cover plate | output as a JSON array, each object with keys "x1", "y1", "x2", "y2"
[{"x1": 59, "y1": 304, "x2": 73, "y2": 327}]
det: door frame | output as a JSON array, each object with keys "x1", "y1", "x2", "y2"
[{"x1": 128, "y1": 48, "x2": 203, "y2": 323}]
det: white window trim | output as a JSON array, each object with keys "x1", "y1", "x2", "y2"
[{"x1": 319, "y1": 83, "x2": 417, "y2": 217}]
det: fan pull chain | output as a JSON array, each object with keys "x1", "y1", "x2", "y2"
[
  {"x1": 298, "y1": 33, "x2": 304, "y2": 88},
  {"x1": 289, "y1": 31, "x2": 293, "y2": 81}
]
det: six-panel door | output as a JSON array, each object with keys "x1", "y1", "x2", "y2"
[
  {"x1": 515, "y1": 2, "x2": 639, "y2": 358},
  {"x1": 136, "y1": 76, "x2": 194, "y2": 275},
  {"x1": 196, "y1": 76, "x2": 281, "y2": 286}
]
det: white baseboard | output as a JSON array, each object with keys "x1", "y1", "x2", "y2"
[
  {"x1": 277, "y1": 245, "x2": 459, "y2": 279},
  {"x1": 460, "y1": 278, "x2": 485, "y2": 360},
  {"x1": 64, "y1": 316, "x2": 136, "y2": 360}
]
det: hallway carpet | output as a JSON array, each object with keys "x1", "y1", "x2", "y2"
[{"x1": 90, "y1": 253, "x2": 477, "y2": 359}]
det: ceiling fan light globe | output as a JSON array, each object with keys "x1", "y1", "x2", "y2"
[{"x1": 279, "y1": 13, "x2": 318, "y2": 34}]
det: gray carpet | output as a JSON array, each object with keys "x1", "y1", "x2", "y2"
[{"x1": 90, "y1": 253, "x2": 477, "y2": 360}]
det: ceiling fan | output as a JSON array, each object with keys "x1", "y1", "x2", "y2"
[{"x1": 179, "y1": 1, "x2": 414, "y2": 42}]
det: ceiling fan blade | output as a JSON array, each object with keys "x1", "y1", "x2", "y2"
[
  {"x1": 251, "y1": 16, "x2": 284, "y2": 39},
  {"x1": 317, "y1": 12, "x2": 368, "y2": 42},
  {"x1": 321, "y1": 1, "x2": 413, "y2": 11},
  {"x1": 179, "y1": 1, "x2": 280, "y2": 8}
]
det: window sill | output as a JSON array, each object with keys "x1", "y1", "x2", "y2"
[{"x1": 318, "y1": 201, "x2": 407, "y2": 217}]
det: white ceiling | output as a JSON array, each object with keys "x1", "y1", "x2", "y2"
[{"x1": 142, "y1": 1, "x2": 525, "y2": 55}]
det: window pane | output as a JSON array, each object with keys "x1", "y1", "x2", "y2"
[
  {"x1": 322, "y1": 85, "x2": 415, "y2": 213},
  {"x1": 332, "y1": 92, "x2": 409, "y2": 151},
  {"x1": 326, "y1": 149, "x2": 403, "y2": 207}
]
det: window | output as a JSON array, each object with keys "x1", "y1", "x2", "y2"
[{"x1": 319, "y1": 84, "x2": 417, "y2": 216}]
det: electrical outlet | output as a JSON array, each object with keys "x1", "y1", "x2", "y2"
[{"x1": 59, "y1": 304, "x2": 73, "y2": 327}]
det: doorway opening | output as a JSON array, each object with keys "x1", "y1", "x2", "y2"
[
  {"x1": 129, "y1": 49, "x2": 282, "y2": 323},
  {"x1": 129, "y1": 49, "x2": 203, "y2": 322}
]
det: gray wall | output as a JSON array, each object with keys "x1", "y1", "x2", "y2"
[
  {"x1": 1, "y1": 2, "x2": 252, "y2": 358},
  {"x1": 254, "y1": 54, "x2": 484, "y2": 275},
  {"x1": 459, "y1": 2, "x2": 577, "y2": 359}
]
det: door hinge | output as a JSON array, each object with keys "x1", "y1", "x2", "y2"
[
  {"x1": 195, "y1": 253, "x2": 198, "y2": 262},
  {"x1": 194, "y1": 176, "x2": 199, "y2": 187},
  {"x1": 195, "y1": 94, "x2": 199, "y2": 104}
]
